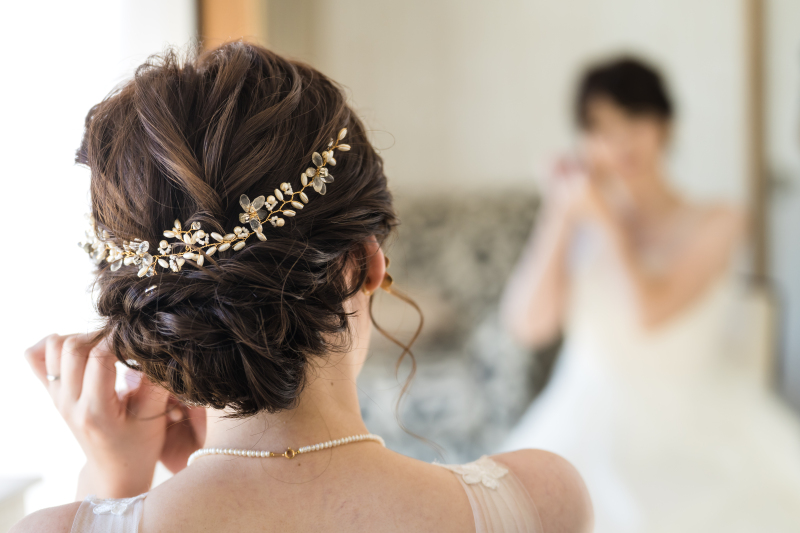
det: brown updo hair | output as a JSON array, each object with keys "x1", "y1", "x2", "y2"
[{"x1": 78, "y1": 42, "x2": 397, "y2": 417}]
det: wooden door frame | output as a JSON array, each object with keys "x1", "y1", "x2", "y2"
[
  {"x1": 746, "y1": 0, "x2": 768, "y2": 282},
  {"x1": 196, "y1": 0, "x2": 267, "y2": 50}
]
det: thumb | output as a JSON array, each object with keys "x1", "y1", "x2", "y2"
[
  {"x1": 125, "y1": 374, "x2": 170, "y2": 420},
  {"x1": 116, "y1": 367, "x2": 142, "y2": 400}
]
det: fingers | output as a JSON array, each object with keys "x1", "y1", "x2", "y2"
[
  {"x1": 126, "y1": 375, "x2": 170, "y2": 421},
  {"x1": 166, "y1": 402, "x2": 183, "y2": 423},
  {"x1": 25, "y1": 334, "x2": 56, "y2": 387},
  {"x1": 83, "y1": 338, "x2": 122, "y2": 415},
  {"x1": 160, "y1": 403, "x2": 206, "y2": 474},
  {"x1": 61, "y1": 334, "x2": 97, "y2": 403},
  {"x1": 117, "y1": 368, "x2": 142, "y2": 400},
  {"x1": 44, "y1": 334, "x2": 67, "y2": 388}
]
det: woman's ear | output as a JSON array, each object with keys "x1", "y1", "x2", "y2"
[{"x1": 361, "y1": 239, "x2": 386, "y2": 296}]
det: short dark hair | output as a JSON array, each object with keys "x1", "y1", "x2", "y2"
[{"x1": 575, "y1": 56, "x2": 673, "y2": 127}]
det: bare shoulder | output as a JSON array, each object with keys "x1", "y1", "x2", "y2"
[
  {"x1": 492, "y1": 449, "x2": 593, "y2": 533},
  {"x1": 698, "y1": 202, "x2": 747, "y2": 241},
  {"x1": 9, "y1": 501, "x2": 81, "y2": 533}
]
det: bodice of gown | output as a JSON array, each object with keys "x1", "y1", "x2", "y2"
[
  {"x1": 502, "y1": 221, "x2": 800, "y2": 533},
  {"x1": 565, "y1": 224, "x2": 739, "y2": 394},
  {"x1": 557, "y1": 224, "x2": 765, "y2": 478}
]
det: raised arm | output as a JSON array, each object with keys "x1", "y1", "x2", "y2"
[
  {"x1": 22, "y1": 334, "x2": 205, "y2": 499},
  {"x1": 501, "y1": 174, "x2": 579, "y2": 348}
]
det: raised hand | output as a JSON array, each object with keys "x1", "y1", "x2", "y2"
[
  {"x1": 160, "y1": 397, "x2": 206, "y2": 474},
  {"x1": 25, "y1": 333, "x2": 170, "y2": 499}
]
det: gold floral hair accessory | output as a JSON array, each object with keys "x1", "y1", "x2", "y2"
[{"x1": 79, "y1": 128, "x2": 349, "y2": 278}]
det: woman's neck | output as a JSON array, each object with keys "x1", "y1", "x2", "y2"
[
  {"x1": 202, "y1": 353, "x2": 370, "y2": 452},
  {"x1": 620, "y1": 169, "x2": 682, "y2": 222},
  {"x1": 201, "y1": 276, "x2": 377, "y2": 453}
]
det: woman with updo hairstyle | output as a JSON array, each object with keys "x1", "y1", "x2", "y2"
[
  {"x1": 13, "y1": 43, "x2": 591, "y2": 533},
  {"x1": 500, "y1": 57, "x2": 800, "y2": 531}
]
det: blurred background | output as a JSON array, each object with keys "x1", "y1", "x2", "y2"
[{"x1": 1, "y1": 0, "x2": 799, "y2": 527}]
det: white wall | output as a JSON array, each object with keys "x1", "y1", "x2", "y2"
[
  {"x1": 0, "y1": 0, "x2": 195, "y2": 513},
  {"x1": 269, "y1": 0, "x2": 748, "y2": 203}
]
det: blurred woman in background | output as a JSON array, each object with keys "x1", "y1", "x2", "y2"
[{"x1": 500, "y1": 57, "x2": 800, "y2": 532}]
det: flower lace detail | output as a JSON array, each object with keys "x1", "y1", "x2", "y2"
[
  {"x1": 90, "y1": 494, "x2": 145, "y2": 516},
  {"x1": 436, "y1": 455, "x2": 509, "y2": 489}
]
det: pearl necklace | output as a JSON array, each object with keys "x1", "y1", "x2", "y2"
[{"x1": 187, "y1": 433, "x2": 385, "y2": 466}]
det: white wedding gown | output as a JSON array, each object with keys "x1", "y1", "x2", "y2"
[{"x1": 500, "y1": 224, "x2": 800, "y2": 533}]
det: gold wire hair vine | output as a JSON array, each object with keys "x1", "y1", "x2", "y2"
[{"x1": 79, "y1": 128, "x2": 349, "y2": 277}]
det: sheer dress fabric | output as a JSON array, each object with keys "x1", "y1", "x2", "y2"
[
  {"x1": 70, "y1": 456, "x2": 541, "y2": 532},
  {"x1": 70, "y1": 493, "x2": 146, "y2": 533},
  {"x1": 437, "y1": 456, "x2": 544, "y2": 532}
]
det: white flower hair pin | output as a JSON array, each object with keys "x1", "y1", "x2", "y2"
[{"x1": 79, "y1": 128, "x2": 349, "y2": 278}]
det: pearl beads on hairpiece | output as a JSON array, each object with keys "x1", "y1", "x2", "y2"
[{"x1": 80, "y1": 128, "x2": 349, "y2": 277}]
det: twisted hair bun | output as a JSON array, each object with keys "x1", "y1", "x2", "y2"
[{"x1": 77, "y1": 42, "x2": 396, "y2": 416}]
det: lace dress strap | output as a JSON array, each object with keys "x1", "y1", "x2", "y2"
[
  {"x1": 437, "y1": 456, "x2": 543, "y2": 533},
  {"x1": 70, "y1": 493, "x2": 147, "y2": 533}
]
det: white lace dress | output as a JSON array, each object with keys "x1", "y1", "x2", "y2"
[
  {"x1": 500, "y1": 225, "x2": 800, "y2": 532},
  {"x1": 69, "y1": 456, "x2": 542, "y2": 532}
]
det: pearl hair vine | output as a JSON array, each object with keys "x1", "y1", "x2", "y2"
[{"x1": 79, "y1": 128, "x2": 349, "y2": 278}]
